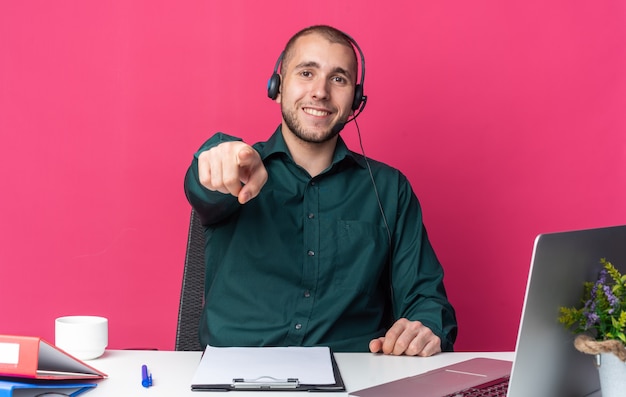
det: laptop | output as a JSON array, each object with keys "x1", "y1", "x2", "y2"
[{"x1": 351, "y1": 224, "x2": 626, "y2": 397}]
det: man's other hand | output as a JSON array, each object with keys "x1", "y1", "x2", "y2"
[{"x1": 369, "y1": 318, "x2": 442, "y2": 357}]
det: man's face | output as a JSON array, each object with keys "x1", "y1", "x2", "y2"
[{"x1": 277, "y1": 33, "x2": 357, "y2": 144}]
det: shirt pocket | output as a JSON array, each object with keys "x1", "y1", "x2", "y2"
[{"x1": 323, "y1": 219, "x2": 389, "y2": 292}]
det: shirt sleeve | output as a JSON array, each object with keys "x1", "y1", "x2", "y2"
[
  {"x1": 390, "y1": 174, "x2": 458, "y2": 351},
  {"x1": 183, "y1": 132, "x2": 244, "y2": 225}
]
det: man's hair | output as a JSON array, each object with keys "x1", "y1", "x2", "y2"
[{"x1": 280, "y1": 25, "x2": 358, "y2": 82}]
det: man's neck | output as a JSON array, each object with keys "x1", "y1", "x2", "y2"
[{"x1": 281, "y1": 129, "x2": 337, "y2": 177}]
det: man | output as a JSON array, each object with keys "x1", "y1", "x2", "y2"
[{"x1": 184, "y1": 25, "x2": 457, "y2": 356}]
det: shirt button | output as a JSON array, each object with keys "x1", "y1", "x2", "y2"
[
  {"x1": 304, "y1": 290, "x2": 311, "y2": 298},
  {"x1": 307, "y1": 250, "x2": 315, "y2": 256},
  {"x1": 295, "y1": 323, "x2": 302, "y2": 330},
  {"x1": 308, "y1": 213, "x2": 315, "y2": 219}
]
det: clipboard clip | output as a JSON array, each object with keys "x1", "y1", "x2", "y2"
[{"x1": 232, "y1": 376, "x2": 300, "y2": 389}]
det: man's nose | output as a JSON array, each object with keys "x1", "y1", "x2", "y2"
[{"x1": 311, "y1": 77, "x2": 329, "y2": 100}]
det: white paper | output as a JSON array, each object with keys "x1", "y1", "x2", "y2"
[
  {"x1": 190, "y1": 346, "x2": 336, "y2": 386},
  {"x1": 0, "y1": 342, "x2": 20, "y2": 365}
]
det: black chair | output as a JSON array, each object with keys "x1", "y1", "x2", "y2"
[{"x1": 175, "y1": 209, "x2": 206, "y2": 351}]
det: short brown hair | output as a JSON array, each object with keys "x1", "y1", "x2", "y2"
[{"x1": 280, "y1": 25, "x2": 358, "y2": 82}]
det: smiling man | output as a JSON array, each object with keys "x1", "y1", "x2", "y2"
[
  {"x1": 184, "y1": 25, "x2": 457, "y2": 356},
  {"x1": 279, "y1": 32, "x2": 355, "y2": 143}
]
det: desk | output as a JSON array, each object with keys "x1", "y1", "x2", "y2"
[{"x1": 87, "y1": 350, "x2": 514, "y2": 396}]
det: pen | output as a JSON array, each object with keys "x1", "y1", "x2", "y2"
[{"x1": 141, "y1": 364, "x2": 153, "y2": 388}]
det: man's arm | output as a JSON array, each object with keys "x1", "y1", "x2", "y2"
[
  {"x1": 369, "y1": 173, "x2": 457, "y2": 356},
  {"x1": 184, "y1": 133, "x2": 268, "y2": 225}
]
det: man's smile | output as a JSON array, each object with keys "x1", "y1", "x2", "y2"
[{"x1": 303, "y1": 107, "x2": 331, "y2": 117}]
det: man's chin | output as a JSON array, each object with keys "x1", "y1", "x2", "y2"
[
  {"x1": 282, "y1": 114, "x2": 342, "y2": 144},
  {"x1": 294, "y1": 129, "x2": 339, "y2": 144}
]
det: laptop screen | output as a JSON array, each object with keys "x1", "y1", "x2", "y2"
[{"x1": 508, "y1": 224, "x2": 626, "y2": 397}]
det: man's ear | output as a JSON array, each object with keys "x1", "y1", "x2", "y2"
[{"x1": 275, "y1": 75, "x2": 282, "y2": 103}]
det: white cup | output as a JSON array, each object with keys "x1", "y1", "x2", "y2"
[{"x1": 55, "y1": 316, "x2": 108, "y2": 360}]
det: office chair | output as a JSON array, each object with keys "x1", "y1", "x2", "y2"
[{"x1": 175, "y1": 209, "x2": 206, "y2": 351}]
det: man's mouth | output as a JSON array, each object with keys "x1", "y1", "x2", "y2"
[{"x1": 303, "y1": 107, "x2": 331, "y2": 117}]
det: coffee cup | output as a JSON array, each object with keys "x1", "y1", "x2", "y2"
[{"x1": 55, "y1": 316, "x2": 108, "y2": 360}]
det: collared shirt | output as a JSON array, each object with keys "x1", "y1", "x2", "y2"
[{"x1": 184, "y1": 127, "x2": 457, "y2": 352}]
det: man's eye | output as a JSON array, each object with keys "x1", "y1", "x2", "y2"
[
  {"x1": 301, "y1": 71, "x2": 312, "y2": 77},
  {"x1": 332, "y1": 76, "x2": 346, "y2": 84}
]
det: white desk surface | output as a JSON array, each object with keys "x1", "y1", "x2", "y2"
[{"x1": 86, "y1": 350, "x2": 514, "y2": 396}]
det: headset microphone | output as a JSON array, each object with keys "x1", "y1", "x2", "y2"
[
  {"x1": 331, "y1": 92, "x2": 368, "y2": 135},
  {"x1": 330, "y1": 121, "x2": 345, "y2": 135}
]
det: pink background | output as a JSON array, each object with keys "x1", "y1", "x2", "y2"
[{"x1": 1, "y1": 1, "x2": 625, "y2": 352}]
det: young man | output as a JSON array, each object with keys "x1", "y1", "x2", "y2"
[{"x1": 184, "y1": 25, "x2": 457, "y2": 356}]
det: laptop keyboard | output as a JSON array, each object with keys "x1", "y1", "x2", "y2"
[{"x1": 444, "y1": 375, "x2": 509, "y2": 397}]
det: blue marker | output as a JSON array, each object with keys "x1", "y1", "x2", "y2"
[{"x1": 141, "y1": 364, "x2": 153, "y2": 388}]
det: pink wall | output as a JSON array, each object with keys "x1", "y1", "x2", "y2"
[{"x1": 2, "y1": 1, "x2": 625, "y2": 352}]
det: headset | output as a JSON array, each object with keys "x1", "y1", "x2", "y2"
[{"x1": 266, "y1": 31, "x2": 367, "y2": 114}]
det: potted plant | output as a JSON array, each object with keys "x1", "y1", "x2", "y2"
[{"x1": 558, "y1": 258, "x2": 626, "y2": 396}]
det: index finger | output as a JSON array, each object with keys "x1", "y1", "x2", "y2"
[{"x1": 236, "y1": 147, "x2": 267, "y2": 204}]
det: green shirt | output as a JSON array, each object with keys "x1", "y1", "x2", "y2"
[{"x1": 184, "y1": 127, "x2": 457, "y2": 352}]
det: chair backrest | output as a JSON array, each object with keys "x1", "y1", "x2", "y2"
[{"x1": 175, "y1": 209, "x2": 206, "y2": 351}]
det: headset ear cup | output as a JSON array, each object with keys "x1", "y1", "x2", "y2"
[
  {"x1": 352, "y1": 84, "x2": 363, "y2": 111},
  {"x1": 267, "y1": 73, "x2": 281, "y2": 100}
]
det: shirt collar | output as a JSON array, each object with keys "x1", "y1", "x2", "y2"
[{"x1": 259, "y1": 125, "x2": 367, "y2": 169}]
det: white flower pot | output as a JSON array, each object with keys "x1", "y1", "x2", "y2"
[{"x1": 597, "y1": 353, "x2": 626, "y2": 397}]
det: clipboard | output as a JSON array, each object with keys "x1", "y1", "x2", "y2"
[{"x1": 190, "y1": 346, "x2": 345, "y2": 392}]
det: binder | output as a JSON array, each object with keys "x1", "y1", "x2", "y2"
[
  {"x1": 0, "y1": 335, "x2": 107, "y2": 380},
  {"x1": 190, "y1": 346, "x2": 346, "y2": 392},
  {"x1": 0, "y1": 379, "x2": 97, "y2": 397}
]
